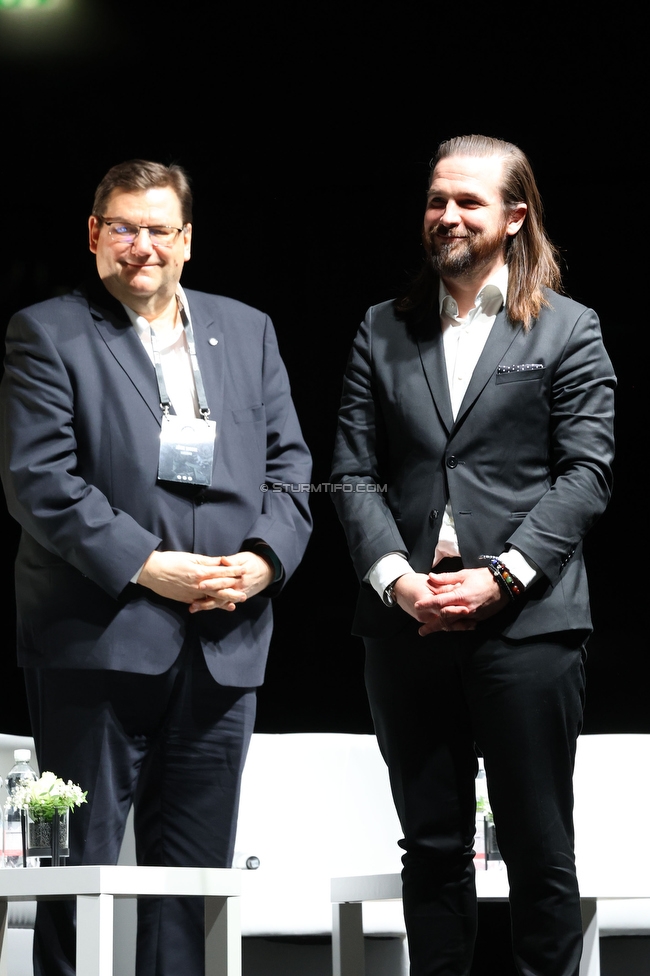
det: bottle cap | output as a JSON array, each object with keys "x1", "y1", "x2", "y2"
[{"x1": 13, "y1": 749, "x2": 32, "y2": 762}]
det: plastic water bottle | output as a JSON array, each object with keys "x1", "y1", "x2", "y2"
[
  {"x1": 475, "y1": 760, "x2": 488, "y2": 870},
  {"x1": 4, "y1": 749, "x2": 38, "y2": 868},
  {"x1": 0, "y1": 776, "x2": 4, "y2": 868}
]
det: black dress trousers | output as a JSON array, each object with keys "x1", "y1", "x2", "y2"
[{"x1": 364, "y1": 621, "x2": 586, "y2": 976}]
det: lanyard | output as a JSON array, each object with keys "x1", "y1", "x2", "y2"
[{"x1": 150, "y1": 297, "x2": 211, "y2": 420}]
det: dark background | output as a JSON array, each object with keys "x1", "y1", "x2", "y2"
[{"x1": 0, "y1": 5, "x2": 644, "y2": 750}]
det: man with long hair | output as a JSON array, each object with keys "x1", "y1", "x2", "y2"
[{"x1": 331, "y1": 135, "x2": 615, "y2": 975}]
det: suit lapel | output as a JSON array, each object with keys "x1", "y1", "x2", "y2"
[
  {"x1": 184, "y1": 291, "x2": 225, "y2": 450},
  {"x1": 86, "y1": 289, "x2": 162, "y2": 425},
  {"x1": 452, "y1": 309, "x2": 523, "y2": 430},
  {"x1": 416, "y1": 313, "x2": 454, "y2": 435},
  {"x1": 85, "y1": 286, "x2": 227, "y2": 442}
]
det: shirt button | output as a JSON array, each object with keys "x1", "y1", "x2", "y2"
[{"x1": 209, "y1": 337, "x2": 218, "y2": 346}]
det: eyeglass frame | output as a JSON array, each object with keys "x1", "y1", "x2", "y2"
[{"x1": 94, "y1": 216, "x2": 187, "y2": 248}]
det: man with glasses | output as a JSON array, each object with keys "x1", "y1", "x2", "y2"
[{"x1": 0, "y1": 159, "x2": 312, "y2": 976}]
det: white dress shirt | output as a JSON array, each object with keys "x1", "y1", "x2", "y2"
[
  {"x1": 123, "y1": 285, "x2": 199, "y2": 420},
  {"x1": 123, "y1": 286, "x2": 199, "y2": 583}
]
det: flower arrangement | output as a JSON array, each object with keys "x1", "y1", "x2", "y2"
[{"x1": 10, "y1": 771, "x2": 87, "y2": 823}]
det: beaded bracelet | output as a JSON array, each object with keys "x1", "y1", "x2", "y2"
[{"x1": 479, "y1": 555, "x2": 523, "y2": 602}]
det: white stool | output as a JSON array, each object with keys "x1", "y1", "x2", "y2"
[
  {"x1": 331, "y1": 871, "x2": 650, "y2": 976},
  {"x1": 0, "y1": 865, "x2": 241, "y2": 976}
]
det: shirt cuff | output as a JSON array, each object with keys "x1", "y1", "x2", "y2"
[
  {"x1": 131, "y1": 561, "x2": 146, "y2": 584},
  {"x1": 243, "y1": 540, "x2": 284, "y2": 584},
  {"x1": 498, "y1": 547, "x2": 541, "y2": 589},
  {"x1": 367, "y1": 552, "x2": 414, "y2": 601}
]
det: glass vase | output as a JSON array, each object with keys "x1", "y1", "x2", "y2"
[{"x1": 26, "y1": 809, "x2": 69, "y2": 865}]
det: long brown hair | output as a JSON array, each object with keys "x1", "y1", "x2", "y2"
[{"x1": 397, "y1": 135, "x2": 562, "y2": 329}]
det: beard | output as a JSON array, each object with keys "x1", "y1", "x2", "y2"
[{"x1": 425, "y1": 223, "x2": 508, "y2": 280}]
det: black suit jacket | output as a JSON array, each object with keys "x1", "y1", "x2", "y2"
[
  {"x1": 0, "y1": 283, "x2": 312, "y2": 686},
  {"x1": 331, "y1": 291, "x2": 615, "y2": 639}
]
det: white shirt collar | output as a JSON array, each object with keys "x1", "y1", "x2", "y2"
[
  {"x1": 438, "y1": 264, "x2": 508, "y2": 322},
  {"x1": 121, "y1": 284, "x2": 191, "y2": 350}
]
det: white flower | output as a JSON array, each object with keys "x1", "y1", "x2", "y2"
[{"x1": 6, "y1": 771, "x2": 87, "y2": 816}]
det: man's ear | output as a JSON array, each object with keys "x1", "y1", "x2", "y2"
[
  {"x1": 506, "y1": 203, "x2": 527, "y2": 237},
  {"x1": 183, "y1": 223, "x2": 192, "y2": 263},
  {"x1": 88, "y1": 216, "x2": 100, "y2": 254}
]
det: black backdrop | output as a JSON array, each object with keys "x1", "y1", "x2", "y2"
[{"x1": 0, "y1": 1, "x2": 644, "y2": 737}]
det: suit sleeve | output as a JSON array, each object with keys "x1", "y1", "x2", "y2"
[
  {"x1": 330, "y1": 310, "x2": 409, "y2": 581},
  {"x1": 0, "y1": 308, "x2": 161, "y2": 599},
  {"x1": 505, "y1": 307, "x2": 616, "y2": 586},
  {"x1": 240, "y1": 314, "x2": 313, "y2": 585}
]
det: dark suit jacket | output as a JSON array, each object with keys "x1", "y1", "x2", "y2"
[
  {"x1": 331, "y1": 291, "x2": 615, "y2": 640},
  {"x1": 0, "y1": 283, "x2": 312, "y2": 686}
]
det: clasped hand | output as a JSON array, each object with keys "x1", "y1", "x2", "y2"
[
  {"x1": 392, "y1": 568, "x2": 509, "y2": 636},
  {"x1": 138, "y1": 550, "x2": 274, "y2": 613}
]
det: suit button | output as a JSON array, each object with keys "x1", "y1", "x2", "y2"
[
  {"x1": 428, "y1": 510, "x2": 439, "y2": 527},
  {"x1": 446, "y1": 456, "x2": 458, "y2": 469}
]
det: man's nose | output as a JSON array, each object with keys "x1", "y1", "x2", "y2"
[
  {"x1": 130, "y1": 227, "x2": 155, "y2": 255},
  {"x1": 439, "y1": 202, "x2": 461, "y2": 226}
]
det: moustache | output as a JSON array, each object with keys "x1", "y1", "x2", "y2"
[{"x1": 423, "y1": 229, "x2": 473, "y2": 252}]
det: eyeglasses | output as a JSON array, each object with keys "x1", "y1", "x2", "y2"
[{"x1": 96, "y1": 217, "x2": 185, "y2": 248}]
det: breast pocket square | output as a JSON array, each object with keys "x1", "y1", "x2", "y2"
[{"x1": 496, "y1": 363, "x2": 546, "y2": 384}]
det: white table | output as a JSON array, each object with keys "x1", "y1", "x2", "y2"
[
  {"x1": 331, "y1": 871, "x2": 650, "y2": 976},
  {"x1": 0, "y1": 865, "x2": 241, "y2": 976}
]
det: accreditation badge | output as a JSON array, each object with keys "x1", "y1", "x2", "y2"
[{"x1": 158, "y1": 414, "x2": 216, "y2": 487}]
